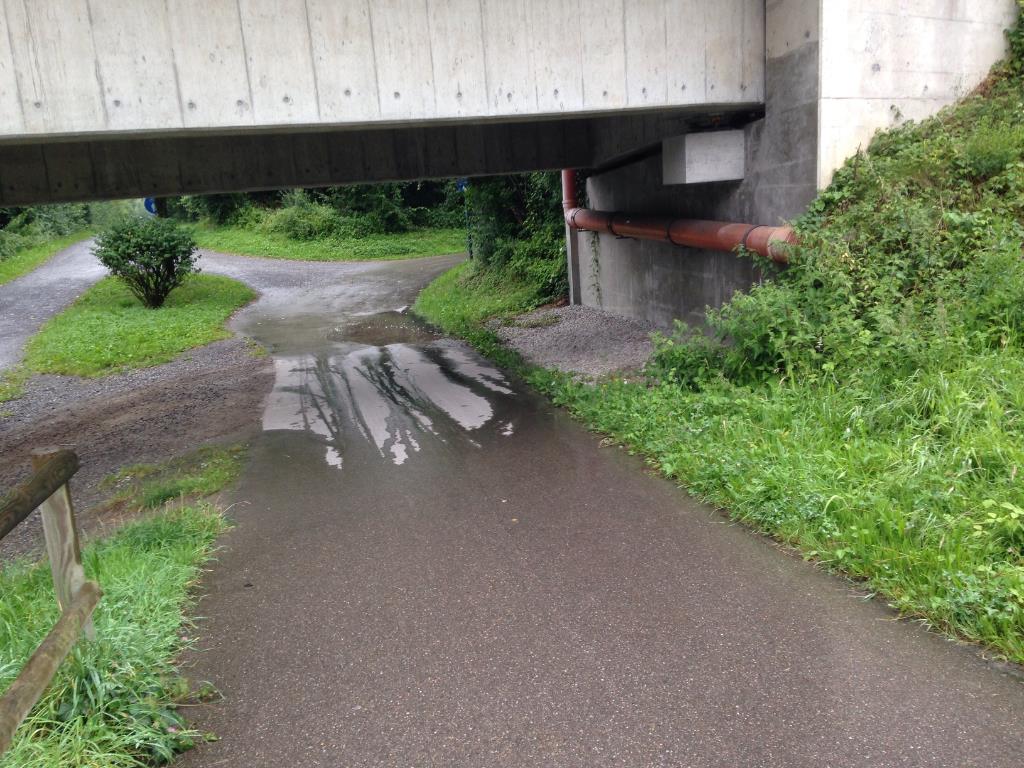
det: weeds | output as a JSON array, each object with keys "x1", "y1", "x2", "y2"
[
  {"x1": 0, "y1": 443, "x2": 248, "y2": 765},
  {"x1": 100, "y1": 445, "x2": 247, "y2": 510},
  {"x1": 0, "y1": 505, "x2": 228, "y2": 767}
]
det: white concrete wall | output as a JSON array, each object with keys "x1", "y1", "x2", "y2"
[
  {"x1": 0, "y1": 0, "x2": 765, "y2": 141},
  {"x1": 817, "y1": 0, "x2": 1018, "y2": 187}
]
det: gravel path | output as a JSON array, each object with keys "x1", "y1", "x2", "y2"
[
  {"x1": 495, "y1": 304, "x2": 656, "y2": 377},
  {"x1": 0, "y1": 339, "x2": 273, "y2": 559},
  {"x1": 0, "y1": 238, "x2": 104, "y2": 371}
]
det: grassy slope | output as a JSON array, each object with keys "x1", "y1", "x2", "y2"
[
  {"x1": 21, "y1": 274, "x2": 255, "y2": 377},
  {"x1": 0, "y1": 446, "x2": 245, "y2": 767},
  {"x1": 414, "y1": 261, "x2": 550, "y2": 334},
  {"x1": 417, "y1": 45, "x2": 1024, "y2": 660},
  {"x1": 0, "y1": 231, "x2": 91, "y2": 286},
  {"x1": 193, "y1": 224, "x2": 465, "y2": 261}
]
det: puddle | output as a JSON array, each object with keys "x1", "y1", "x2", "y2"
[
  {"x1": 244, "y1": 297, "x2": 520, "y2": 471},
  {"x1": 342, "y1": 311, "x2": 440, "y2": 347},
  {"x1": 262, "y1": 339, "x2": 517, "y2": 469}
]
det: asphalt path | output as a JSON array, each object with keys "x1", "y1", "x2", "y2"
[
  {"x1": 5, "y1": 244, "x2": 1023, "y2": 766},
  {"x1": 169, "y1": 253, "x2": 1024, "y2": 768},
  {"x1": 0, "y1": 238, "x2": 104, "y2": 371}
]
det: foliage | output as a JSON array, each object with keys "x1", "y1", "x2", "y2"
[
  {"x1": 0, "y1": 504, "x2": 228, "y2": 767},
  {"x1": 94, "y1": 217, "x2": 200, "y2": 308},
  {"x1": 1005, "y1": 0, "x2": 1024, "y2": 76},
  {"x1": 458, "y1": 171, "x2": 567, "y2": 303},
  {"x1": 190, "y1": 224, "x2": 465, "y2": 262},
  {"x1": 168, "y1": 181, "x2": 463, "y2": 243},
  {"x1": 22, "y1": 274, "x2": 254, "y2": 377},
  {"x1": 417, "y1": 15, "x2": 1024, "y2": 661},
  {"x1": 166, "y1": 193, "x2": 256, "y2": 225}
]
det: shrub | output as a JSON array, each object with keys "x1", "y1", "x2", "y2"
[
  {"x1": 261, "y1": 197, "x2": 346, "y2": 240},
  {"x1": 462, "y1": 171, "x2": 567, "y2": 300},
  {"x1": 93, "y1": 217, "x2": 199, "y2": 308},
  {"x1": 1006, "y1": 0, "x2": 1024, "y2": 75},
  {"x1": 167, "y1": 193, "x2": 254, "y2": 224},
  {"x1": 317, "y1": 184, "x2": 412, "y2": 233}
]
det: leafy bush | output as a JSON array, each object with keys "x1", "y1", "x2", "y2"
[
  {"x1": 166, "y1": 193, "x2": 255, "y2": 225},
  {"x1": 318, "y1": 184, "x2": 412, "y2": 233},
  {"x1": 962, "y1": 121, "x2": 1024, "y2": 181},
  {"x1": 0, "y1": 204, "x2": 90, "y2": 257},
  {"x1": 93, "y1": 217, "x2": 199, "y2": 308},
  {"x1": 261, "y1": 195, "x2": 347, "y2": 240},
  {"x1": 1006, "y1": 0, "x2": 1024, "y2": 75},
  {"x1": 461, "y1": 172, "x2": 567, "y2": 304}
]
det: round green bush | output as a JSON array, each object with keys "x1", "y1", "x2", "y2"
[{"x1": 93, "y1": 217, "x2": 198, "y2": 308}]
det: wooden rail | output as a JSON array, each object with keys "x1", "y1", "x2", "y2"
[
  {"x1": 0, "y1": 448, "x2": 101, "y2": 755},
  {"x1": 0, "y1": 449, "x2": 79, "y2": 540}
]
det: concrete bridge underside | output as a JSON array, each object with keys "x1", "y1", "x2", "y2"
[
  {"x1": 0, "y1": 0, "x2": 1018, "y2": 326},
  {"x1": 0, "y1": 105, "x2": 760, "y2": 206},
  {"x1": 0, "y1": 0, "x2": 764, "y2": 205}
]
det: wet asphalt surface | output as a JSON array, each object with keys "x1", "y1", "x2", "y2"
[{"x1": 166, "y1": 254, "x2": 1024, "y2": 768}]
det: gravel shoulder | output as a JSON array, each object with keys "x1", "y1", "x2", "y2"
[
  {"x1": 494, "y1": 304, "x2": 656, "y2": 377},
  {"x1": 0, "y1": 338, "x2": 273, "y2": 559}
]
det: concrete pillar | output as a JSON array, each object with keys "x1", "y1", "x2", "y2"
[{"x1": 566, "y1": 223, "x2": 582, "y2": 305}]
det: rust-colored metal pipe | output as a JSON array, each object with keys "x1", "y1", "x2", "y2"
[{"x1": 561, "y1": 169, "x2": 795, "y2": 264}]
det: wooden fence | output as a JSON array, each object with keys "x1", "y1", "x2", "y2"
[{"x1": 0, "y1": 448, "x2": 101, "y2": 755}]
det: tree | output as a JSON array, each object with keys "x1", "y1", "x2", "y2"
[{"x1": 93, "y1": 217, "x2": 199, "y2": 308}]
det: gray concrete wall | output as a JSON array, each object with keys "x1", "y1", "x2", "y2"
[
  {"x1": 576, "y1": 0, "x2": 1017, "y2": 329},
  {"x1": 817, "y1": 0, "x2": 1017, "y2": 187},
  {"x1": 0, "y1": 0, "x2": 764, "y2": 141},
  {"x1": 578, "y1": 0, "x2": 820, "y2": 328}
]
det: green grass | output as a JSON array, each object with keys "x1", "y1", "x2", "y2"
[
  {"x1": 192, "y1": 224, "x2": 465, "y2": 261},
  {"x1": 0, "y1": 231, "x2": 91, "y2": 286},
  {"x1": 0, "y1": 368, "x2": 29, "y2": 404},
  {"x1": 414, "y1": 261, "x2": 548, "y2": 333},
  {"x1": 539, "y1": 364, "x2": 1024, "y2": 662},
  {"x1": 0, "y1": 444, "x2": 248, "y2": 766},
  {"x1": 20, "y1": 274, "x2": 255, "y2": 378},
  {"x1": 416, "y1": 26, "x2": 1024, "y2": 663},
  {"x1": 0, "y1": 504, "x2": 228, "y2": 767},
  {"x1": 414, "y1": 260, "x2": 558, "y2": 370},
  {"x1": 101, "y1": 445, "x2": 247, "y2": 510}
]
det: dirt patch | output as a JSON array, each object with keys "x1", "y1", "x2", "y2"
[
  {"x1": 0, "y1": 338, "x2": 273, "y2": 559},
  {"x1": 493, "y1": 305, "x2": 656, "y2": 377}
]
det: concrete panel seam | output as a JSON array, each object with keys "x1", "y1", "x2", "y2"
[
  {"x1": 234, "y1": 0, "x2": 257, "y2": 119},
  {"x1": 301, "y1": 0, "x2": 323, "y2": 120},
  {"x1": 162, "y1": 0, "x2": 187, "y2": 132},
  {"x1": 81, "y1": 0, "x2": 110, "y2": 129}
]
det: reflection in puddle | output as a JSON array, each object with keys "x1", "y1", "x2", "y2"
[{"x1": 263, "y1": 342, "x2": 516, "y2": 468}]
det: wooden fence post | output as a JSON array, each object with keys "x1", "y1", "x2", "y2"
[{"x1": 30, "y1": 449, "x2": 94, "y2": 641}]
